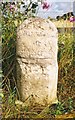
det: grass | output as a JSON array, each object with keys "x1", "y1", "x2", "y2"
[
  {"x1": 53, "y1": 19, "x2": 75, "y2": 28},
  {"x1": 1, "y1": 21, "x2": 75, "y2": 119},
  {"x1": 1, "y1": 1, "x2": 74, "y2": 119}
]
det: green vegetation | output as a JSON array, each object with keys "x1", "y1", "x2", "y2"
[
  {"x1": 56, "y1": 12, "x2": 74, "y2": 20},
  {"x1": 1, "y1": 1, "x2": 75, "y2": 119}
]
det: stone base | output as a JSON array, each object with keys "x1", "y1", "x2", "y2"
[{"x1": 17, "y1": 58, "x2": 58, "y2": 106}]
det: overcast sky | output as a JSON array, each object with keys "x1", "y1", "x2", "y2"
[
  {"x1": 37, "y1": 0, "x2": 75, "y2": 18},
  {"x1": 1, "y1": 0, "x2": 75, "y2": 18}
]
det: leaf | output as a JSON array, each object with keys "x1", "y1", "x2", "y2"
[{"x1": 0, "y1": 93, "x2": 4, "y2": 98}]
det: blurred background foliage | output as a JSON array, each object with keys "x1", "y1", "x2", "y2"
[{"x1": 0, "y1": 0, "x2": 75, "y2": 119}]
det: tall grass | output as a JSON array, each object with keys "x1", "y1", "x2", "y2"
[
  {"x1": 1, "y1": 2, "x2": 75, "y2": 119},
  {"x1": 58, "y1": 30, "x2": 74, "y2": 75}
]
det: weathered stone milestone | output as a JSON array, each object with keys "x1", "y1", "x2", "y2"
[{"x1": 16, "y1": 17, "x2": 58, "y2": 105}]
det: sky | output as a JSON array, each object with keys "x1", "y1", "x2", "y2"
[
  {"x1": 37, "y1": 0, "x2": 75, "y2": 18},
  {"x1": 1, "y1": 0, "x2": 75, "y2": 18}
]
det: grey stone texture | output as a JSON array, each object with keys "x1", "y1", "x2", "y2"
[{"x1": 16, "y1": 17, "x2": 58, "y2": 105}]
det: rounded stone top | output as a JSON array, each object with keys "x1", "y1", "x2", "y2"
[
  {"x1": 17, "y1": 17, "x2": 57, "y2": 35},
  {"x1": 17, "y1": 17, "x2": 58, "y2": 59}
]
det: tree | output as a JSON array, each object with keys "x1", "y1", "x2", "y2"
[
  {"x1": 56, "y1": 16, "x2": 61, "y2": 20},
  {"x1": 62, "y1": 14, "x2": 66, "y2": 20}
]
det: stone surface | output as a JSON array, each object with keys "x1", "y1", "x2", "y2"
[{"x1": 16, "y1": 17, "x2": 58, "y2": 105}]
